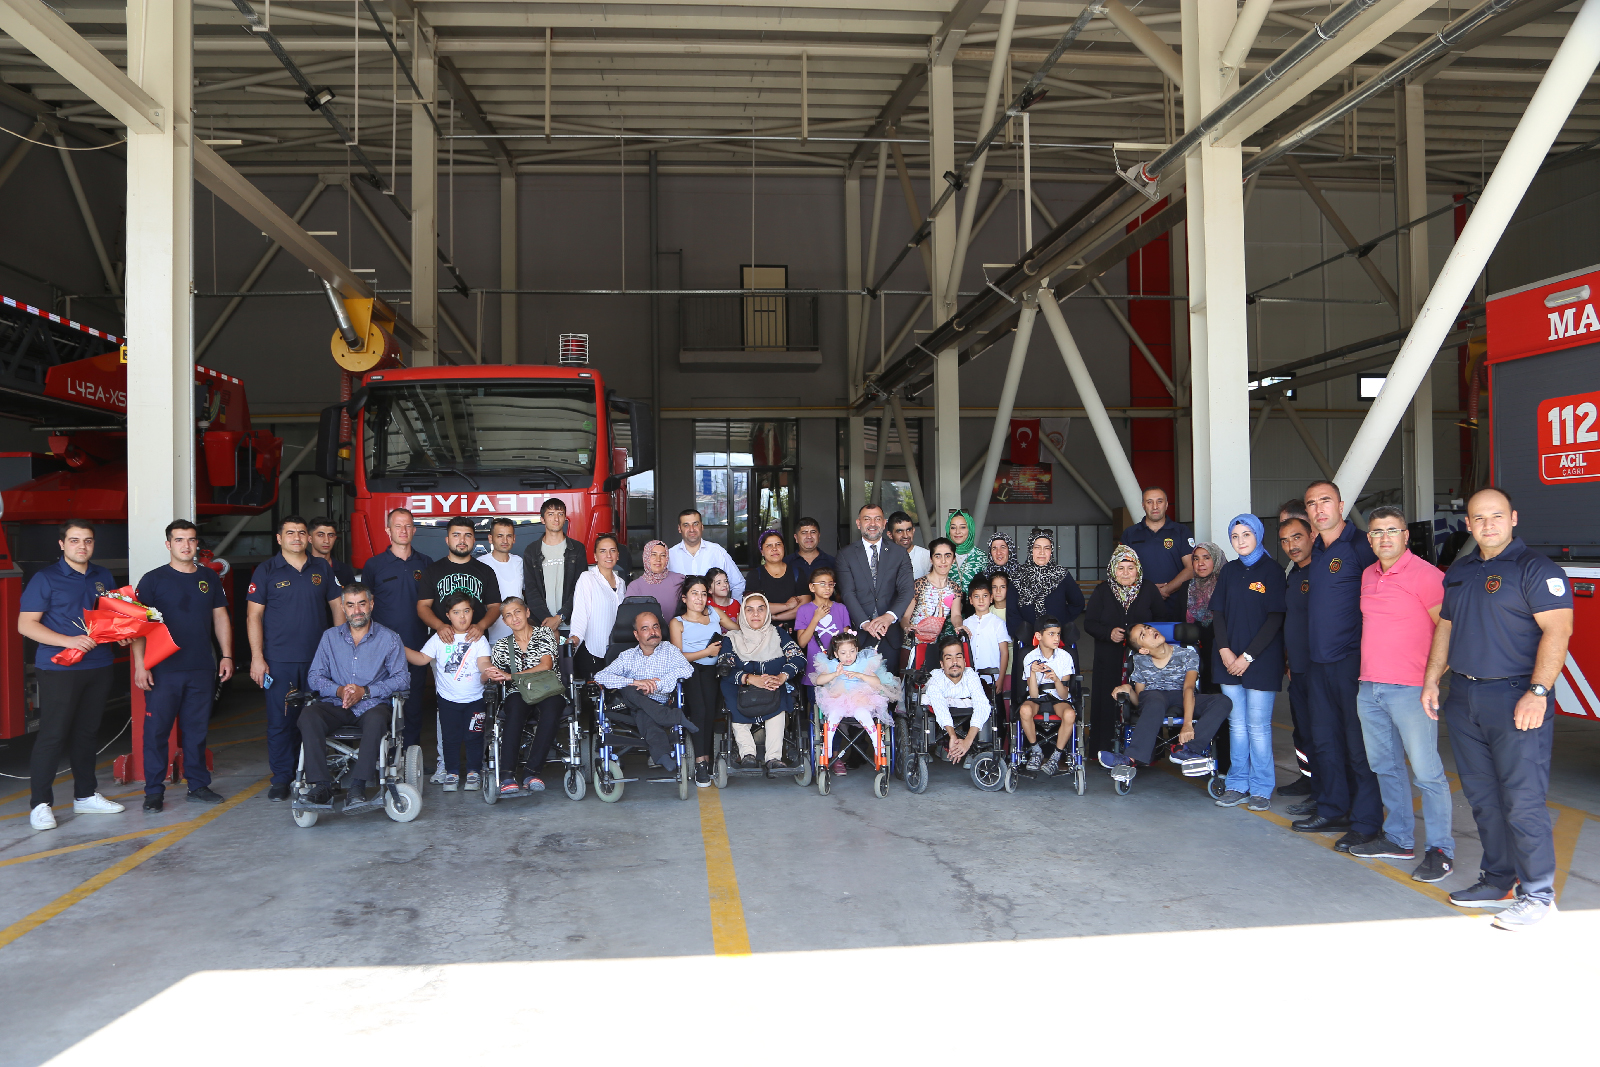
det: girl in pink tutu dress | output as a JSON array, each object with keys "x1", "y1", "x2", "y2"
[{"x1": 810, "y1": 629, "x2": 897, "y2": 761}]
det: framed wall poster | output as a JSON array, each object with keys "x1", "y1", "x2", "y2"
[{"x1": 991, "y1": 462, "x2": 1053, "y2": 503}]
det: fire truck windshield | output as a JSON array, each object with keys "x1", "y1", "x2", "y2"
[{"x1": 363, "y1": 379, "x2": 600, "y2": 489}]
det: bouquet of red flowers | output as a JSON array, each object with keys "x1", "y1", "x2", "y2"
[{"x1": 51, "y1": 586, "x2": 181, "y2": 667}]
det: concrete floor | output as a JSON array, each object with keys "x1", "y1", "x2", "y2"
[{"x1": 2, "y1": 683, "x2": 1597, "y2": 1064}]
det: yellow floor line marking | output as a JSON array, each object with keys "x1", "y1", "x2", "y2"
[
  {"x1": 1551, "y1": 804, "x2": 1585, "y2": 902},
  {"x1": 0, "y1": 776, "x2": 269, "y2": 951},
  {"x1": 0, "y1": 821, "x2": 198, "y2": 869},
  {"x1": 696, "y1": 786, "x2": 750, "y2": 956}
]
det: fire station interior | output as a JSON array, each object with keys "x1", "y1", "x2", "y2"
[{"x1": 1, "y1": 1, "x2": 1598, "y2": 1057}]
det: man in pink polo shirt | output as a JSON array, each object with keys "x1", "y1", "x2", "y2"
[{"x1": 1352, "y1": 505, "x2": 1453, "y2": 882}]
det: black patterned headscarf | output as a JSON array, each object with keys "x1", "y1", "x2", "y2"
[
  {"x1": 1014, "y1": 528, "x2": 1069, "y2": 613},
  {"x1": 985, "y1": 530, "x2": 1020, "y2": 579}
]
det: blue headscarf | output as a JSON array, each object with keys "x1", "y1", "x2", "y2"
[{"x1": 1229, "y1": 513, "x2": 1267, "y2": 567}]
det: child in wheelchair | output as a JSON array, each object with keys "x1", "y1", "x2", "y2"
[
  {"x1": 1097, "y1": 622, "x2": 1231, "y2": 784},
  {"x1": 1019, "y1": 616, "x2": 1076, "y2": 776},
  {"x1": 810, "y1": 628, "x2": 896, "y2": 766}
]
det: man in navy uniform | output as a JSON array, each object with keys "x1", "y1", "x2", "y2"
[
  {"x1": 308, "y1": 517, "x2": 356, "y2": 588},
  {"x1": 1120, "y1": 486, "x2": 1194, "y2": 622},
  {"x1": 1277, "y1": 511, "x2": 1319, "y2": 810},
  {"x1": 1292, "y1": 480, "x2": 1382, "y2": 851},
  {"x1": 133, "y1": 520, "x2": 233, "y2": 811},
  {"x1": 247, "y1": 515, "x2": 345, "y2": 801},
  {"x1": 359, "y1": 507, "x2": 434, "y2": 749},
  {"x1": 1423, "y1": 487, "x2": 1572, "y2": 929}
]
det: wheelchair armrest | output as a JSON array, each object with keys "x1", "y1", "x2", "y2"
[{"x1": 284, "y1": 688, "x2": 318, "y2": 712}]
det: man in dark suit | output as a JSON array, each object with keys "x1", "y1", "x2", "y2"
[{"x1": 835, "y1": 503, "x2": 914, "y2": 659}]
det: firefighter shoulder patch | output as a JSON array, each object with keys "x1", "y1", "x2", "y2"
[
  {"x1": 1300, "y1": 579, "x2": 1310, "y2": 594},
  {"x1": 1329, "y1": 558, "x2": 1342, "y2": 573},
  {"x1": 311, "y1": 573, "x2": 322, "y2": 586},
  {"x1": 197, "y1": 580, "x2": 209, "y2": 594},
  {"x1": 1249, "y1": 581, "x2": 1266, "y2": 593},
  {"x1": 248, "y1": 582, "x2": 257, "y2": 595},
  {"x1": 1485, "y1": 575, "x2": 1502, "y2": 594},
  {"x1": 1163, "y1": 537, "x2": 1174, "y2": 550}
]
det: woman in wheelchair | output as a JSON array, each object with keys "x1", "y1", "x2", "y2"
[
  {"x1": 1097, "y1": 622, "x2": 1231, "y2": 784},
  {"x1": 670, "y1": 575, "x2": 726, "y2": 787},
  {"x1": 1019, "y1": 616, "x2": 1076, "y2": 776},
  {"x1": 718, "y1": 593, "x2": 805, "y2": 774},
  {"x1": 481, "y1": 596, "x2": 564, "y2": 796}
]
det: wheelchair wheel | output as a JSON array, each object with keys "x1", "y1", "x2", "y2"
[
  {"x1": 1074, "y1": 763, "x2": 1086, "y2": 796},
  {"x1": 385, "y1": 783, "x2": 422, "y2": 823},
  {"x1": 905, "y1": 754, "x2": 929, "y2": 795},
  {"x1": 1113, "y1": 776, "x2": 1132, "y2": 796},
  {"x1": 563, "y1": 766, "x2": 587, "y2": 801},
  {"x1": 292, "y1": 808, "x2": 318, "y2": 828},
  {"x1": 971, "y1": 753, "x2": 1004, "y2": 792},
  {"x1": 873, "y1": 770, "x2": 888, "y2": 799},
  {"x1": 677, "y1": 737, "x2": 693, "y2": 801},
  {"x1": 404, "y1": 746, "x2": 424, "y2": 791},
  {"x1": 595, "y1": 760, "x2": 625, "y2": 803},
  {"x1": 792, "y1": 752, "x2": 813, "y2": 787},
  {"x1": 714, "y1": 756, "x2": 729, "y2": 789},
  {"x1": 1207, "y1": 775, "x2": 1226, "y2": 800},
  {"x1": 482, "y1": 768, "x2": 499, "y2": 805},
  {"x1": 1002, "y1": 762, "x2": 1017, "y2": 794},
  {"x1": 817, "y1": 766, "x2": 830, "y2": 796}
]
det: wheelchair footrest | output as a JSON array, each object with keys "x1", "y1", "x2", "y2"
[{"x1": 291, "y1": 799, "x2": 335, "y2": 812}]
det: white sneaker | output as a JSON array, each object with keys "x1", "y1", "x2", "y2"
[
  {"x1": 73, "y1": 793, "x2": 125, "y2": 814},
  {"x1": 430, "y1": 768, "x2": 445, "y2": 784},
  {"x1": 30, "y1": 803, "x2": 56, "y2": 830}
]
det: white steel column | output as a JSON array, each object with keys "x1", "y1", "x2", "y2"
[
  {"x1": 125, "y1": 0, "x2": 193, "y2": 579},
  {"x1": 1397, "y1": 83, "x2": 1433, "y2": 521},
  {"x1": 1038, "y1": 294, "x2": 1145, "y2": 514},
  {"x1": 1181, "y1": 0, "x2": 1250, "y2": 542},
  {"x1": 845, "y1": 173, "x2": 866, "y2": 519},
  {"x1": 411, "y1": 23, "x2": 438, "y2": 365},
  {"x1": 1336, "y1": 0, "x2": 1600, "y2": 513},
  {"x1": 500, "y1": 174, "x2": 517, "y2": 363},
  {"x1": 970, "y1": 298, "x2": 1037, "y2": 537},
  {"x1": 928, "y1": 49, "x2": 960, "y2": 531}
]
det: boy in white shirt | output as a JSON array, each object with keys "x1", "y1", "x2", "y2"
[
  {"x1": 923, "y1": 638, "x2": 992, "y2": 765},
  {"x1": 1020, "y1": 616, "x2": 1076, "y2": 777},
  {"x1": 419, "y1": 593, "x2": 491, "y2": 791},
  {"x1": 961, "y1": 575, "x2": 1009, "y2": 677}
]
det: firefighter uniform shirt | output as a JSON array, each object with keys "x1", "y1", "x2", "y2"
[
  {"x1": 421, "y1": 557, "x2": 502, "y2": 627},
  {"x1": 1283, "y1": 560, "x2": 1313, "y2": 675},
  {"x1": 246, "y1": 554, "x2": 342, "y2": 663},
  {"x1": 1440, "y1": 537, "x2": 1572, "y2": 679},
  {"x1": 136, "y1": 564, "x2": 230, "y2": 673},
  {"x1": 360, "y1": 547, "x2": 434, "y2": 649},
  {"x1": 1120, "y1": 520, "x2": 1195, "y2": 591},
  {"x1": 1307, "y1": 521, "x2": 1378, "y2": 664},
  {"x1": 20, "y1": 557, "x2": 118, "y2": 671}
]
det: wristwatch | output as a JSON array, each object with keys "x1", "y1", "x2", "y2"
[
  {"x1": 1240, "y1": 652, "x2": 1254, "y2": 664},
  {"x1": 1530, "y1": 683, "x2": 1550, "y2": 697}
]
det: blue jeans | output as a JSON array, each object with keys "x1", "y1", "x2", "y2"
[
  {"x1": 1356, "y1": 681, "x2": 1453, "y2": 855},
  {"x1": 1222, "y1": 684, "x2": 1276, "y2": 798}
]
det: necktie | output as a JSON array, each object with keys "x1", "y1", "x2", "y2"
[{"x1": 869, "y1": 542, "x2": 879, "y2": 580}]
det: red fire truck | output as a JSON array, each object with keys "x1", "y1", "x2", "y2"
[
  {"x1": 312, "y1": 310, "x2": 653, "y2": 571},
  {"x1": 0, "y1": 295, "x2": 283, "y2": 740},
  {"x1": 1485, "y1": 263, "x2": 1600, "y2": 719}
]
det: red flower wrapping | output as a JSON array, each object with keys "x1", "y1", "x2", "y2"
[{"x1": 50, "y1": 591, "x2": 181, "y2": 667}]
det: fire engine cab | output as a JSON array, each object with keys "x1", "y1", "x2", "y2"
[{"x1": 1485, "y1": 263, "x2": 1600, "y2": 719}]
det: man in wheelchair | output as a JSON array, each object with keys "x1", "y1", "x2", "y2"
[
  {"x1": 298, "y1": 583, "x2": 412, "y2": 812},
  {"x1": 923, "y1": 637, "x2": 992, "y2": 766},
  {"x1": 594, "y1": 610, "x2": 695, "y2": 773},
  {"x1": 1019, "y1": 616, "x2": 1076, "y2": 776},
  {"x1": 1097, "y1": 622, "x2": 1231, "y2": 784}
]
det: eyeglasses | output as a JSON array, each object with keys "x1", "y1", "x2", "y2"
[{"x1": 1367, "y1": 527, "x2": 1406, "y2": 538}]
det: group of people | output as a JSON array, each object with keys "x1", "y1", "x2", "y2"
[{"x1": 18, "y1": 482, "x2": 1574, "y2": 930}]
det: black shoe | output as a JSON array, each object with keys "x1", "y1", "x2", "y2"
[
  {"x1": 695, "y1": 761, "x2": 712, "y2": 788},
  {"x1": 186, "y1": 787, "x2": 224, "y2": 804},
  {"x1": 1335, "y1": 831, "x2": 1380, "y2": 853},
  {"x1": 1412, "y1": 848, "x2": 1454, "y2": 883},
  {"x1": 268, "y1": 783, "x2": 290, "y2": 803},
  {"x1": 308, "y1": 783, "x2": 335, "y2": 806},
  {"x1": 346, "y1": 784, "x2": 368, "y2": 805},
  {"x1": 1449, "y1": 874, "x2": 1519, "y2": 908},
  {"x1": 1349, "y1": 835, "x2": 1413, "y2": 859},
  {"x1": 1286, "y1": 799, "x2": 1318, "y2": 817},
  {"x1": 1291, "y1": 813, "x2": 1352, "y2": 833},
  {"x1": 764, "y1": 759, "x2": 780, "y2": 779},
  {"x1": 739, "y1": 753, "x2": 757, "y2": 769},
  {"x1": 1277, "y1": 777, "x2": 1313, "y2": 797},
  {"x1": 142, "y1": 794, "x2": 163, "y2": 813}
]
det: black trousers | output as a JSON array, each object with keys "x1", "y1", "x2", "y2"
[
  {"x1": 1445, "y1": 674, "x2": 1557, "y2": 903},
  {"x1": 1287, "y1": 670, "x2": 1318, "y2": 797},
  {"x1": 609, "y1": 688, "x2": 692, "y2": 770},
  {"x1": 31, "y1": 666, "x2": 113, "y2": 807},
  {"x1": 681, "y1": 662, "x2": 720, "y2": 759},
  {"x1": 400, "y1": 661, "x2": 432, "y2": 749},
  {"x1": 500, "y1": 690, "x2": 565, "y2": 782},
  {"x1": 297, "y1": 701, "x2": 388, "y2": 786},
  {"x1": 1124, "y1": 689, "x2": 1232, "y2": 765},
  {"x1": 1307, "y1": 653, "x2": 1382, "y2": 833},
  {"x1": 142, "y1": 667, "x2": 215, "y2": 795}
]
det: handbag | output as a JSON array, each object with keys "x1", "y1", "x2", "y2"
[
  {"x1": 737, "y1": 681, "x2": 783, "y2": 718},
  {"x1": 513, "y1": 668, "x2": 564, "y2": 705}
]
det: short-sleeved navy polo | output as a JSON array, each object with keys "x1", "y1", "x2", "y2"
[
  {"x1": 1121, "y1": 520, "x2": 1195, "y2": 588},
  {"x1": 1283, "y1": 561, "x2": 1313, "y2": 675},
  {"x1": 1441, "y1": 537, "x2": 1572, "y2": 679},
  {"x1": 360, "y1": 546, "x2": 434, "y2": 649},
  {"x1": 246, "y1": 554, "x2": 341, "y2": 663},
  {"x1": 1307, "y1": 521, "x2": 1378, "y2": 664},
  {"x1": 19, "y1": 557, "x2": 118, "y2": 671},
  {"x1": 136, "y1": 563, "x2": 230, "y2": 673}
]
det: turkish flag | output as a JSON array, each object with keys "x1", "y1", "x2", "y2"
[{"x1": 1010, "y1": 418, "x2": 1041, "y2": 466}]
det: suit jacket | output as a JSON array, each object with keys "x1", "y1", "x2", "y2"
[{"x1": 835, "y1": 538, "x2": 914, "y2": 654}]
